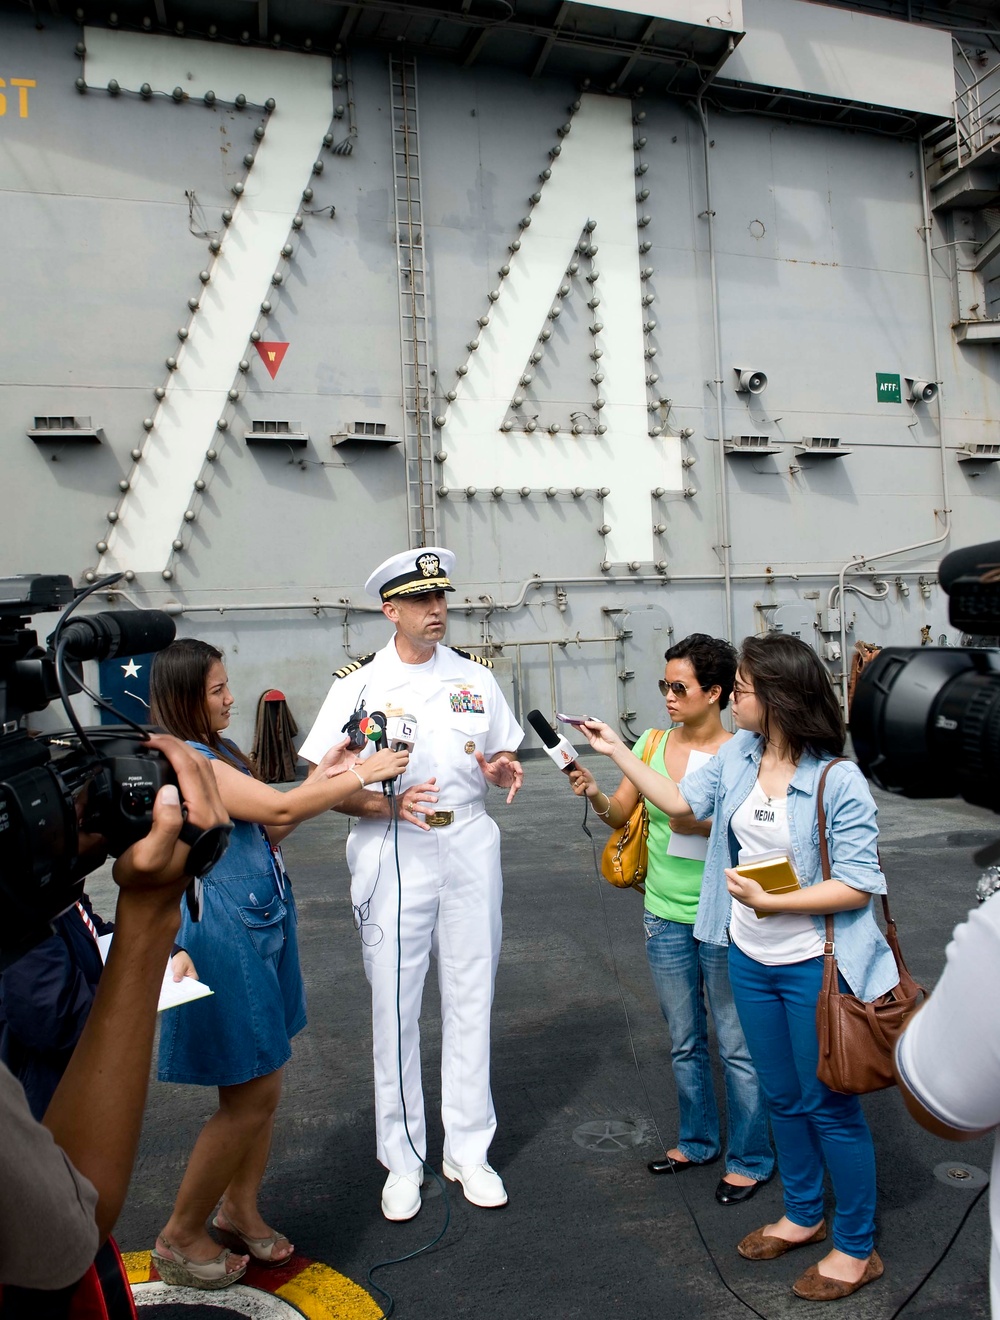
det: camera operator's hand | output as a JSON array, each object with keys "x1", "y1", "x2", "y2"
[
  {"x1": 40, "y1": 734, "x2": 231, "y2": 1245},
  {"x1": 112, "y1": 734, "x2": 229, "y2": 907}
]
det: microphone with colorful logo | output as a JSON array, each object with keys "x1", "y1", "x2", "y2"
[{"x1": 525, "y1": 708, "x2": 579, "y2": 773}]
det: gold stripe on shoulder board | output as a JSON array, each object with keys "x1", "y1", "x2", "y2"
[
  {"x1": 449, "y1": 646, "x2": 494, "y2": 669},
  {"x1": 333, "y1": 653, "x2": 376, "y2": 679}
]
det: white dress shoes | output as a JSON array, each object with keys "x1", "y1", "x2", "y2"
[
  {"x1": 442, "y1": 1158, "x2": 508, "y2": 1208},
  {"x1": 381, "y1": 1169, "x2": 423, "y2": 1222}
]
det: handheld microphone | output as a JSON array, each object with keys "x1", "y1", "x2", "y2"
[
  {"x1": 526, "y1": 708, "x2": 579, "y2": 773},
  {"x1": 383, "y1": 714, "x2": 416, "y2": 798},
  {"x1": 386, "y1": 714, "x2": 418, "y2": 753}
]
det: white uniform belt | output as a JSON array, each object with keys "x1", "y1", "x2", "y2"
[{"x1": 423, "y1": 801, "x2": 486, "y2": 828}]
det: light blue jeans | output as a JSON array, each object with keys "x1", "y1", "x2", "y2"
[
  {"x1": 644, "y1": 914, "x2": 774, "y2": 1180},
  {"x1": 727, "y1": 942, "x2": 877, "y2": 1257}
]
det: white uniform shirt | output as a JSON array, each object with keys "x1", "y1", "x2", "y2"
[{"x1": 300, "y1": 639, "x2": 523, "y2": 807}]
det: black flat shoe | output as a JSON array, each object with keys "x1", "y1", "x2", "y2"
[
  {"x1": 647, "y1": 1153, "x2": 719, "y2": 1176},
  {"x1": 715, "y1": 1176, "x2": 768, "y2": 1206}
]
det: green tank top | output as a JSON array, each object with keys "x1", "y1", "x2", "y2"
[{"x1": 634, "y1": 728, "x2": 706, "y2": 925}]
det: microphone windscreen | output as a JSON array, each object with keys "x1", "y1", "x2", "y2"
[
  {"x1": 526, "y1": 708, "x2": 560, "y2": 749},
  {"x1": 55, "y1": 610, "x2": 176, "y2": 662},
  {"x1": 939, "y1": 541, "x2": 1000, "y2": 592}
]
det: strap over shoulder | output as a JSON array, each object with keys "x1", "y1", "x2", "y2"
[{"x1": 642, "y1": 729, "x2": 667, "y2": 764}]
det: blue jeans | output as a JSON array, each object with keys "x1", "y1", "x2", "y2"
[
  {"x1": 727, "y1": 942, "x2": 877, "y2": 1258},
  {"x1": 644, "y1": 914, "x2": 773, "y2": 1180}
]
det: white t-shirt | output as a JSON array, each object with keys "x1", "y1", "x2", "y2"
[
  {"x1": 896, "y1": 897, "x2": 1000, "y2": 1319},
  {"x1": 729, "y1": 783, "x2": 825, "y2": 964}
]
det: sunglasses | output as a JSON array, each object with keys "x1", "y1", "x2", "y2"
[{"x1": 658, "y1": 679, "x2": 701, "y2": 698}]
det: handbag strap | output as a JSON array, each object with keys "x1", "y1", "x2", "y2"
[
  {"x1": 642, "y1": 728, "x2": 666, "y2": 766},
  {"x1": 817, "y1": 756, "x2": 893, "y2": 947}
]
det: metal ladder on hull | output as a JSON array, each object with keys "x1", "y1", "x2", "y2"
[{"x1": 390, "y1": 57, "x2": 438, "y2": 550}]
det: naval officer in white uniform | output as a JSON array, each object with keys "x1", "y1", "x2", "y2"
[{"x1": 300, "y1": 548, "x2": 523, "y2": 1222}]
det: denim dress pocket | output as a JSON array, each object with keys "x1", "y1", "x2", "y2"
[{"x1": 238, "y1": 897, "x2": 288, "y2": 959}]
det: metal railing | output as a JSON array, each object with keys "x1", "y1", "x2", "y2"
[{"x1": 947, "y1": 42, "x2": 1000, "y2": 174}]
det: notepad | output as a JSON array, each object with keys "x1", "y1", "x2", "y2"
[
  {"x1": 97, "y1": 933, "x2": 214, "y2": 1012},
  {"x1": 734, "y1": 851, "x2": 801, "y2": 918}
]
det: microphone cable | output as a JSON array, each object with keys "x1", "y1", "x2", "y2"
[
  {"x1": 579, "y1": 794, "x2": 770, "y2": 1320},
  {"x1": 579, "y1": 791, "x2": 986, "y2": 1319},
  {"x1": 366, "y1": 782, "x2": 452, "y2": 1317}
]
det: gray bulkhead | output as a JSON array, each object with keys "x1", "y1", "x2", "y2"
[{"x1": 1, "y1": 0, "x2": 998, "y2": 745}]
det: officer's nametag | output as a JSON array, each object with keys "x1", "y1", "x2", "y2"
[{"x1": 464, "y1": 740, "x2": 476, "y2": 754}]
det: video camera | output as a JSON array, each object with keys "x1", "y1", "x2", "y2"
[
  {"x1": 851, "y1": 541, "x2": 1000, "y2": 835},
  {"x1": 0, "y1": 573, "x2": 209, "y2": 961}
]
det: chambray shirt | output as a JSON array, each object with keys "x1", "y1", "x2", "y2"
[{"x1": 679, "y1": 729, "x2": 897, "y2": 1002}]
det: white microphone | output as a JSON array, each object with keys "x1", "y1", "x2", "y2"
[
  {"x1": 386, "y1": 714, "x2": 418, "y2": 753},
  {"x1": 526, "y1": 709, "x2": 579, "y2": 773}
]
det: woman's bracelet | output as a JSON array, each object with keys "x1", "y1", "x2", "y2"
[
  {"x1": 594, "y1": 793, "x2": 613, "y2": 820},
  {"x1": 349, "y1": 767, "x2": 366, "y2": 790}
]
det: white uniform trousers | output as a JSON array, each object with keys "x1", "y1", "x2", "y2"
[{"x1": 347, "y1": 808, "x2": 503, "y2": 1173}]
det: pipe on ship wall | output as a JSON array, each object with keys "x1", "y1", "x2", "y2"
[
  {"x1": 834, "y1": 137, "x2": 952, "y2": 713},
  {"x1": 695, "y1": 89, "x2": 736, "y2": 643}
]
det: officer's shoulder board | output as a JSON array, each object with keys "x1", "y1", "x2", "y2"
[
  {"x1": 332, "y1": 653, "x2": 376, "y2": 680},
  {"x1": 449, "y1": 645, "x2": 494, "y2": 669}
]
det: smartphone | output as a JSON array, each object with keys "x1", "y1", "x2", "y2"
[{"x1": 556, "y1": 713, "x2": 594, "y2": 727}]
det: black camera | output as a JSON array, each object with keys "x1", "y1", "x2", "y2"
[
  {"x1": 0, "y1": 574, "x2": 194, "y2": 959},
  {"x1": 851, "y1": 541, "x2": 1000, "y2": 820}
]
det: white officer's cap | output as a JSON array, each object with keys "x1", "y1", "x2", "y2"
[{"x1": 365, "y1": 547, "x2": 457, "y2": 602}]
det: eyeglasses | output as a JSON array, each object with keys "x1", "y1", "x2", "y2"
[
  {"x1": 732, "y1": 681, "x2": 754, "y2": 701},
  {"x1": 658, "y1": 679, "x2": 701, "y2": 698}
]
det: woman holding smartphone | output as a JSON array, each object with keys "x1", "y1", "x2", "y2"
[
  {"x1": 567, "y1": 634, "x2": 772, "y2": 1204},
  {"x1": 579, "y1": 633, "x2": 894, "y2": 1303}
]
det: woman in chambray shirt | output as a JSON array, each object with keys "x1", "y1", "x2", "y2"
[{"x1": 581, "y1": 634, "x2": 894, "y2": 1305}]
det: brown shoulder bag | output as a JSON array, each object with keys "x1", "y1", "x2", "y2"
[
  {"x1": 600, "y1": 729, "x2": 667, "y2": 892},
  {"x1": 814, "y1": 758, "x2": 927, "y2": 1094}
]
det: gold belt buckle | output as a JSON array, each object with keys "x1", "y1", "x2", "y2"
[{"x1": 424, "y1": 810, "x2": 454, "y2": 828}]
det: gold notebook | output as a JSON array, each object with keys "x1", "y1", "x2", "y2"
[{"x1": 734, "y1": 852, "x2": 801, "y2": 918}]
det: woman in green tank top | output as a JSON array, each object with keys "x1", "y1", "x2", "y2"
[{"x1": 568, "y1": 634, "x2": 774, "y2": 1201}]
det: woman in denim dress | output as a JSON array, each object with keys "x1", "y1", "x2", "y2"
[
  {"x1": 581, "y1": 634, "x2": 894, "y2": 1304},
  {"x1": 566, "y1": 634, "x2": 772, "y2": 1204},
  {"x1": 149, "y1": 639, "x2": 408, "y2": 1291}
]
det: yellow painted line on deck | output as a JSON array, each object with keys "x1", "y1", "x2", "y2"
[
  {"x1": 121, "y1": 1250, "x2": 382, "y2": 1318},
  {"x1": 277, "y1": 1262, "x2": 382, "y2": 1320}
]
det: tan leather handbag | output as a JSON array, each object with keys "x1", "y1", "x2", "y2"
[
  {"x1": 600, "y1": 730, "x2": 666, "y2": 891},
  {"x1": 813, "y1": 759, "x2": 927, "y2": 1094}
]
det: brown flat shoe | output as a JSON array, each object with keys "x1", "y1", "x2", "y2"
[
  {"x1": 792, "y1": 1250, "x2": 884, "y2": 1301},
  {"x1": 737, "y1": 1222, "x2": 827, "y2": 1261}
]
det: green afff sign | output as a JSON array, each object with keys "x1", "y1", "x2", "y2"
[{"x1": 876, "y1": 372, "x2": 901, "y2": 404}]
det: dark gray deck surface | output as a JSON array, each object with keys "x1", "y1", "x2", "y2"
[{"x1": 107, "y1": 753, "x2": 997, "y2": 1319}]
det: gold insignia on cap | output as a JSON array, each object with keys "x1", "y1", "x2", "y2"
[{"x1": 417, "y1": 552, "x2": 441, "y2": 579}]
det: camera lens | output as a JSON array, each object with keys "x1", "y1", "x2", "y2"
[{"x1": 852, "y1": 647, "x2": 1000, "y2": 813}]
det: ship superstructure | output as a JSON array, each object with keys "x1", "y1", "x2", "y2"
[{"x1": 3, "y1": 0, "x2": 999, "y2": 740}]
